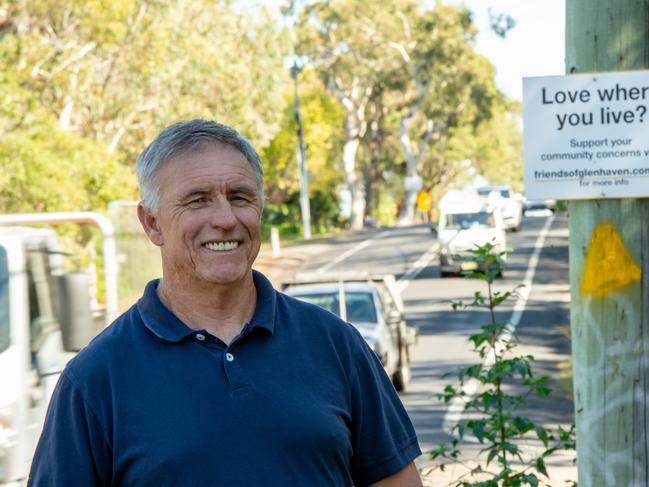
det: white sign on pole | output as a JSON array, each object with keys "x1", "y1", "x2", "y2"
[
  {"x1": 405, "y1": 175, "x2": 423, "y2": 192},
  {"x1": 523, "y1": 70, "x2": 649, "y2": 200}
]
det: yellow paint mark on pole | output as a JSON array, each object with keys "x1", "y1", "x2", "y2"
[{"x1": 581, "y1": 223, "x2": 641, "y2": 299}]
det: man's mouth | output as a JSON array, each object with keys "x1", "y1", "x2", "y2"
[{"x1": 202, "y1": 241, "x2": 240, "y2": 251}]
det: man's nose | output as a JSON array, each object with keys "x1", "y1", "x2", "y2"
[{"x1": 209, "y1": 197, "x2": 237, "y2": 228}]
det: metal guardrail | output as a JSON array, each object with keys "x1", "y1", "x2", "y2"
[{"x1": 0, "y1": 212, "x2": 118, "y2": 325}]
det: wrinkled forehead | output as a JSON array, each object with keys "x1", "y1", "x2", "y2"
[
  {"x1": 158, "y1": 141, "x2": 258, "y2": 193},
  {"x1": 157, "y1": 140, "x2": 252, "y2": 180}
]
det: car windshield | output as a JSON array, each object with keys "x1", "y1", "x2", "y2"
[
  {"x1": 478, "y1": 188, "x2": 510, "y2": 198},
  {"x1": 445, "y1": 212, "x2": 494, "y2": 230},
  {"x1": 291, "y1": 291, "x2": 378, "y2": 323}
]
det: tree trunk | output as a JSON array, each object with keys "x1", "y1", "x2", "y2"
[
  {"x1": 338, "y1": 81, "x2": 370, "y2": 230},
  {"x1": 342, "y1": 134, "x2": 365, "y2": 230},
  {"x1": 397, "y1": 114, "x2": 418, "y2": 225},
  {"x1": 567, "y1": 1, "x2": 649, "y2": 485}
]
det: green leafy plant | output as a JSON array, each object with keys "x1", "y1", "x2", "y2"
[{"x1": 430, "y1": 242, "x2": 576, "y2": 487}]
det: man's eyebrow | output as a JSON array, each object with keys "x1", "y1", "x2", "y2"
[
  {"x1": 228, "y1": 184, "x2": 258, "y2": 196},
  {"x1": 179, "y1": 188, "x2": 211, "y2": 200}
]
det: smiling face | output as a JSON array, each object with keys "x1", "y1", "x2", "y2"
[{"x1": 138, "y1": 142, "x2": 263, "y2": 290}]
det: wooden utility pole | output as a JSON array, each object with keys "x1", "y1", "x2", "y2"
[{"x1": 567, "y1": 1, "x2": 649, "y2": 485}]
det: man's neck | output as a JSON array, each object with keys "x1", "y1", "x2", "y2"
[{"x1": 156, "y1": 273, "x2": 257, "y2": 345}]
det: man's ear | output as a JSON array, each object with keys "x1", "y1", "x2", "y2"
[{"x1": 137, "y1": 202, "x2": 164, "y2": 247}]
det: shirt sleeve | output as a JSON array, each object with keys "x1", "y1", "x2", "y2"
[
  {"x1": 28, "y1": 373, "x2": 112, "y2": 487},
  {"x1": 348, "y1": 331, "x2": 421, "y2": 486}
]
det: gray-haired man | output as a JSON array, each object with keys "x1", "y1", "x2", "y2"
[{"x1": 29, "y1": 119, "x2": 423, "y2": 486}]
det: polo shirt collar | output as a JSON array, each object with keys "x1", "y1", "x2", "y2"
[
  {"x1": 136, "y1": 270, "x2": 276, "y2": 342},
  {"x1": 249, "y1": 270, "x2": 276, "y2": 334},
  {"x1": 136, "y1": 280, "x2": 195, "y2": 342}
]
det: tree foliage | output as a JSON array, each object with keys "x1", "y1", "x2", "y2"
[
  {"x1": 0, "y1": 120, "x2": 135, "y2": 213},
  {"x1": 260, "y1": 67, "x2": 345, "y2": 234},
  {"x1": 430, "y1": 243, "x2": 576, "y2": 486},
  {"x1": 262, "y1": 68, "x2": 345, "y2": 205},
  {"x1": 0, "y1": 0, "x2": 289, "y2": 214},
  {"x1": 381, "y1": 3, "x2": 520, "y2": 222},
  {"x1": 0, "y1": 0, "x2": 523, "y2": 234},
  {"x1": 293, "y1": 0, "x2": 523, "y2": 226},
  {"x1": 294, "y1": 0, "x2": 423, "y2": 228},
  {"x1": 473, "y1": 104, "x2": 524, "y2": 192}
]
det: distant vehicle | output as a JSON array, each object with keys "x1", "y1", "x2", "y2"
[
  {"x1": 477, "y1": 184, "x2": 524, "y2": 232},
  {"x1": 523, "y1": 197, "x2": 557, "y2": 214},
  {"x1": 437, "y1": 190, "x2": 507, "y2": 277},
  {"x1": 283, "y1": 275, "x2": 416, "y2": 391}
]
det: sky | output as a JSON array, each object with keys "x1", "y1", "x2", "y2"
[{"x1": 452, "y1": 0, "x2": 565, "y2": 101}]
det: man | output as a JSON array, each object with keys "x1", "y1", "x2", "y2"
[{"x1": 28, "y1": 119, "x2": 422, "y2": 486}]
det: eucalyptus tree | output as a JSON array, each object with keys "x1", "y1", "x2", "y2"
[
  {"x1": 295, "y1": 0, "x2": 520, "y2": 227},
  {"x1": 385, "y1": 3, "x2": 510, "y2": 223},
  {"x1": 358, "y1": 81, "x2": 402, "y2": 221},
  {"x1": 295, "y1": 0, "x2": 421, "y2": 229}
]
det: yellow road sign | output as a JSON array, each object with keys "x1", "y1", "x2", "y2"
[{"x1": 416, "y1": 191, "x2": 432, "y2": 211}]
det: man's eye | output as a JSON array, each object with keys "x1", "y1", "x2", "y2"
[{"x1": 189, "y1": 197, "x2": 208, "y2": 205}]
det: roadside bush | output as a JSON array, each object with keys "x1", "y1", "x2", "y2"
[
  {"x1": 430, "y1": 242, "x2": 576, "y2": 486},
  {"x1": 261, "y1": 192, "x2": 345, "y2": 241}
]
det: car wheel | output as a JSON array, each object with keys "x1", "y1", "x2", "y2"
[
  {"x1": 514, "y1": 215, "x2": 523, "y2": 232},
  {"x1": 392, "y1": 347, "x2": 411, "y2": 392}
]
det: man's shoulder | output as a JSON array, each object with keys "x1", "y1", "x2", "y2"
[{"x1": 275, "y1": 292, "x2": 365, "y2": 344}]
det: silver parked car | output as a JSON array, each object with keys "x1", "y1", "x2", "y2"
[{"x1": 283, "y1": 275, "x2": 416, "y2": 391}]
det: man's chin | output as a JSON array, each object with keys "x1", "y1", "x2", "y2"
[{"x1": 199, "y1": 268, "x2": 252, "y2": 287}]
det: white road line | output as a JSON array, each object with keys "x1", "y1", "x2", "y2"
[
  {"x1": 441, "y1": 215, "x2": 556, "y2": 435},
  {"x1": 396, "y1": 243, "x2": 439, "y2": 294},
  {"x1": 315, "y1": 230, "x2": 396, "y2": 274}
]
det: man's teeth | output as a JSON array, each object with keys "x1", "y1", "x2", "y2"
[{"x1": 204, "y1": 241, "x2": 239, "y2": 251}]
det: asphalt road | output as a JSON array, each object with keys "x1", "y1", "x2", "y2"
[{"x1": 256, "y1": 212, "x2": 576, "y2": 482}]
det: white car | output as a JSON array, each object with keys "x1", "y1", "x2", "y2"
[
  {"x1": 283, "y1": 277, "x2": 416, "y2": 391},
  {"x1": 437, "y1": 190, "x2": 507, "y2": 277},
  {"x1": 477, "y1": 184, "x2": 524, "y2": 232},
  {"x1": 523, "y1": 197, "x2": 557, "y2": 214}
]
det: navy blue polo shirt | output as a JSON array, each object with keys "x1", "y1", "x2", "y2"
[{"x1": 28, "y1": 271, "x2": 420, "y2": 486}]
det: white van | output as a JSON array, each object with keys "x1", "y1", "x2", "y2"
[
  {"x1": 0, "y1": 212, "x2": 116, "y2": 485},
  {"x1": 436, "y1": 190, "x2": 507, "y2": 277}
]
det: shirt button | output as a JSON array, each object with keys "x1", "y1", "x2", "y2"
[
  {"x1": 196, "y1": 333, "x2": 206, "y2": 341},
  {"x1": 225, "y1": 353, "x2": 234, "y2": 362}
]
